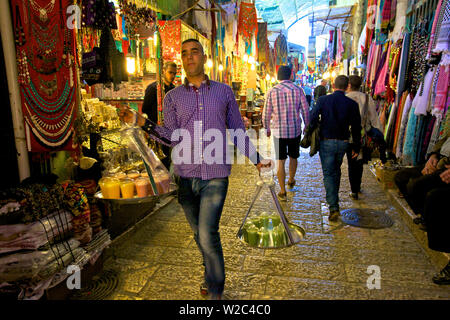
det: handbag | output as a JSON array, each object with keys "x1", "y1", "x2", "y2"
[{"x1": 300, "y1": 123, "x2": 320, "y2": 157}]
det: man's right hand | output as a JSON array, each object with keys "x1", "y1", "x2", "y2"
[
  {"x1": 118, "y1": 105, "x2": 145, "y2": 127},
  {"x1": 421, "y1": 154, "x2": 438, "y2": 175},
  {"x1": 351, "y1": 150, "x2": 359, "y2": 159}
]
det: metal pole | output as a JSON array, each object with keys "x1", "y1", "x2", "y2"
[{"x1": 0, "y1": 0, "x2": 30, "y2": 182}]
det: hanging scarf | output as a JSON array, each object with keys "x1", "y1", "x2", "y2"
[
  {"x1": 275, "y1": 33, "x2": 288, "y2": 66},
  {"x1": 428, "y1": 0, "x2": 444, "y2": 59},
  {"x1": 237, "y1": 2, "x2": 258, "y2": 49},
  {"x1": 433, "y1": 0, "x2": 450, "y2": 54},
  {"x1": 433, "y1": 64, "x2": 450, "y2": 119},
  {"x1": 413, "y1": 68, "x2": 436, "y2": 116},
  {"x1": 380, "y1": 0, "x2": 396, "y2": 31},
  {"x1": 257, "y1": 22, "x2": 269, "y2": 64},
  {"x1": 365, "y1": 0, "x2": 377, "y2": 55},
  {"x1": 396, "y1": 92, "x2": 412, "y2": 158}
]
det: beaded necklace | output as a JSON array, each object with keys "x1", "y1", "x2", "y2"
[
  {"x1": 14, "y1": 5, "x2": 26, "y2": 46},
  {"x1": 29, "y1": 0, "x2": 56, "y2": 23}
]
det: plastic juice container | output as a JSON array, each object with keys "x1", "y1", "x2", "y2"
[
  {"x1": 243, "y1": 221, "x2": 255, "y2": 242},
  {"x1": 99, "y1": 177, "x2": 120, "y2": 199},
  {"x1": 259, "y1": 212, "x2": 270, "y2": 229},
  {"x1": 258, "y1": 228, "x2": 270, "y2": 247},
  {"x1": 135, "y1": 178, "x2": 150, "y2": 198},
  {"x1": 268, "y1": 214, "x2": 281, "y2": 227},
  {"x1": 273, "y1": 225, "x2": 286, "y2": 246},
  {"x1": 115, "y1": 172, "x2": 127, "y2": 180},
  {"x1": 154, "y1": 173, "x2": 170, "y2": 194},
  {"x1": 246, "y1": 225, "x2": 259, "y2": 246},
  {"x1": 127, "y1": 170, "x2": 140, "y2": 180},
  {"x1": 120, "y1": 178, "x2": 135, "y2": 199}
]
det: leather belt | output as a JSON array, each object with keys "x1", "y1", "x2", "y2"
[{"x1": 322, "y1": 138, "x2": 349, "y2": 142}]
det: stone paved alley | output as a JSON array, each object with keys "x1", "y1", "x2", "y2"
[{"x1": 101, "y1": 150, "x2": 450, "y2": 300}]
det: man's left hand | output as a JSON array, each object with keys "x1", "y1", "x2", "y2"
[
  {"x1": 351, "y1": 151, "x2": 359, "y2": 159},
  {"x1": 440, "y1": 164, "x2": 450, "y2": 184},
  {"x1": 256, "y1": 159, "x2": 275, "y2": 173}
]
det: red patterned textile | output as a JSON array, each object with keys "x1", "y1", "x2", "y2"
[
  {"x1": 12, "y1": 0, "x2": 77, "y2": 152},
  {"x1": 158, "y1": 20, "x2": 181, "y2": 62},
  {"x1": 238, "y1": 2, "x2": 258, "y2": 45}
]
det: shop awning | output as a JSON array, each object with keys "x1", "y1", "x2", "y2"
[{"x1": 255, "y1": 0, "x2": 355, "y2": 35}]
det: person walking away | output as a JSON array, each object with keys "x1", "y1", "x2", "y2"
[
  {"x1": 310, "y1": 75, "x2": 361, "y2": 221},
  {"x1": 346, "y1": 75, "x2": 386, "y2": 199},
  {"x1": 119, "y1": 39, "x2": 271, "y2": 300},
  {"x1": 142, "y1": 61, "x2": 177, "y2": 170},
  {"x1": 302, "y1": 84, "x2": 312, "y2": 107},
  {"x1": 263, "y1": 65, "x2": 310, "y2": 201}
]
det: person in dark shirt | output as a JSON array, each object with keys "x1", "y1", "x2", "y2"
[
  {"x1": 142, "y1": 61, "x2": 177, "y2": 169},
  {"x1": 310, "y1": 75, "x2": 362, "y2": 221}
]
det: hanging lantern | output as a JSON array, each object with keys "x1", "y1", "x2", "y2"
[
  {"x1": 265, "y1": 74, "x2": 271, "y2": 81},
  {"x1": 218, "y1": 64, "x2": 224, "y2": 71},
  {"x1": 207, "y1": 59, "x2": 213, "y2": 69}
]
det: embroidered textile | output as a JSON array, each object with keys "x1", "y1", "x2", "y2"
[
  {"x1": 238, "y1": 2, "x2": 258, "y2": 46},
  {"x1": 433, "y1": 0, "x2": 450, "y2": 54}
]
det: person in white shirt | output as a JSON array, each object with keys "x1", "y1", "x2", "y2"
[{"x1": 346, "y1": 75, "x2": 387, "y2": 199}]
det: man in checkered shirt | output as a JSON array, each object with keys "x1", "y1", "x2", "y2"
[{"x1": 263, "y1": 65, "x2": 310, "y2": 201}]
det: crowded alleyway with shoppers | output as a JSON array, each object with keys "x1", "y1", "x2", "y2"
[{"x1": 98, "y1": 149, "x2": 450, "y2": 300}]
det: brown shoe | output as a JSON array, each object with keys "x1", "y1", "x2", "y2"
[
  {"x1": 277, "y1": 192, "x2": 287, "y2": 201},
  {"x1": 329, "y1": 210, "x2": 340, "y2": 222},
  {"x1": 287, "y1": 179, "x2": 296, "y2": 188}
]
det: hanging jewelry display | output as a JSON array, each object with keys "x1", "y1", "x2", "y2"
[
  {"x1": 13, "y1": 0, "x2": 77, "y2": 152},
  {"x1": 119, "y1": 0, "x2": 156, "y2": 39}
]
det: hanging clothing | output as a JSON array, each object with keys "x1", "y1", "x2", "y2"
[
  {"x1": 237, "y1": 2, "x2": 258, "y2": 49},
  {"x1": 396, "y1": 92, "x2": 413, "y2": 158},
  {"x1": 374, "y1": 42, "x2": 392, "y2": 96},
  {"x1": 275, "y1": 33, "x2": 288, "y2": 66},
  {"x1": 396, "y1": 32, "x2": 411, "y2": 100},
  {"x1": 413, "y1": 68, "x2": 436, "y2": 116},
  {"x1": 428, "y1": 0, "x2": 444, "y2": 59},
  {"x1": 433, "y1": 64, "x2": 450, "y2": 119},
  {"x1": 402, "y1": 106, "x2": 418, "y2": 165},
  {"x1": 433, "y1": 0, "x2": 450, "y2": 54}
]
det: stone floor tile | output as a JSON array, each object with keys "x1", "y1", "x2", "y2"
[{"x1": 114, "y1": 266, "x2": 159, "y2": 294}]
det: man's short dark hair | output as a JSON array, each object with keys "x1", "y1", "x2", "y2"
[
  {"x1": 163, "y1": 61, "x2": 177, "y2": 70},
  {"x1": 349, "y1": 75, "x2": 362, "y2": 90},
  {"x1": 277, "y1": 65, "x2": 292, "y2": 81},
  {"x1": 181, "y1": 38, "x2": 204, "y2": 53},
  {"x1": 334, "y1": 75, "x2": 349, "y2": 90}
]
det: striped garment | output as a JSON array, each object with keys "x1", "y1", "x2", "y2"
[
  {"x1": 263, "y1": 80, "x2": 310, "y2": 139},
  {"x1": 152, "y1": 76, "x2": 261, "y2": 180}
]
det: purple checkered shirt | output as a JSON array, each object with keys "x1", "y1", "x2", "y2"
[
  {"x1": 263, "y1": 80, "x2": 310, "y2": 138},
  {"x1": 147, "y1": 76, "x2": 261, "y2": 180}
]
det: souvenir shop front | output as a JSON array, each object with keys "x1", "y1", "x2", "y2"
[{"x1": 357, "y1": 0, "x2": 449, "y2": 172}]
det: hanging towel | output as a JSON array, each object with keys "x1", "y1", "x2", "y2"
[{"x1": 402, "y1": 106, "x2": 418, "y2": 165}]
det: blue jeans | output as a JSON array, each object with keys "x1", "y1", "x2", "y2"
[
  {"x1": 177, "y1": 177, "x2": 229, "y2": 295},
  {"x1": 319, "y1": 140, "x2": 349, "y2": 212}
]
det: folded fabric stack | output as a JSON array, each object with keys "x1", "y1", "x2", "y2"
[{"x1": 0, "y1": 181, "x2": 111, "y2": 300}]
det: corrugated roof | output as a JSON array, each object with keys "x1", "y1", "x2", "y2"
[{"x1": 255, "y1": 0, "x2": 353, "y2": 35}]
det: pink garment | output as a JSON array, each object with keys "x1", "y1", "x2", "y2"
[
  {"x1": 433, "y1": 65, "x2": 450, "y2": 119},
  {"x1": 427, "y1": 0, "x2": 443, "y2": 58},
  {"x1": 366, "y1": 41, "x2": 376, "y2": 86},
  {"x1": 374, "y1": 42, "x2": 392, "y2": 96}
]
